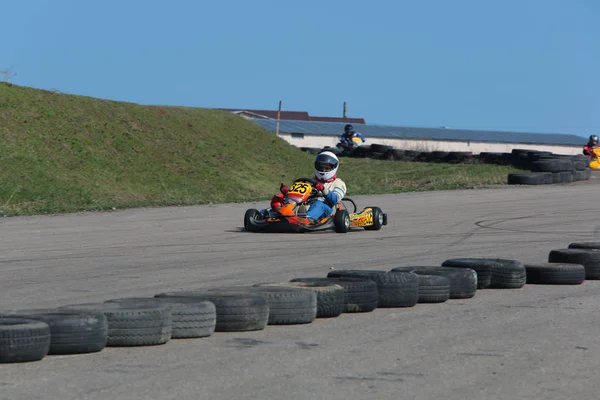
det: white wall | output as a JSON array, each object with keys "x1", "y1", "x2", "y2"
[{"x1": 278, "y1": 133, "x2": 584, "y2": 156}]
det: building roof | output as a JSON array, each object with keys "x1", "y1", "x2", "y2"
[
  {"x1": 252, "y1": 119, "x2": 586, "y2": 146},
  {"x1": 309, "y1": 116, "x2": 366, "y2": 124},
  {"x1": 221, "y1": 108, "x2": 310, "y2": 120},
  {"x1": 220, "y1": 108, "x2": 365, "y2": 124}
]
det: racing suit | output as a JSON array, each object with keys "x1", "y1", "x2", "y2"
[
  {"x1": 583, "y1": 145, "x2": 598, "y2": 159},
  {"x1": 306, "y1": 177, "x2": 347, "y2": 221}
]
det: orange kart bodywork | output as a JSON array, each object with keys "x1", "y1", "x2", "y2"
[{"x1": 243, "y1": 178, "x2": 387, "y2": 233}]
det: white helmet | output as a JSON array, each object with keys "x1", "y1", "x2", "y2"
[{"x1": 314, "y1": 151, "x2": 339, "y2": 181}]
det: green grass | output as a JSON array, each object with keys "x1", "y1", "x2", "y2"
[{"x1": 0, "y1": 82, "x2": 520, "y2": 216}]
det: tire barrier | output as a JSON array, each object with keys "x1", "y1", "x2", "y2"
[
  {"x1": 507, "y1": 150, "x2": 591, "y2": 185},
  {"x1": 300, "y1": 146, "x2": 593, "y2": 185},
  {"x1": 1, "y1": 241, "x2": 596, "y2": 363}
]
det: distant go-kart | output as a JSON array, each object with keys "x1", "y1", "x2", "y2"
[
  {"x1": 244, "y1": 177, "x2": 388, "y2": 233},
  {"x1": 590, "y1": 148, "x2": 600, "y2": 170}
]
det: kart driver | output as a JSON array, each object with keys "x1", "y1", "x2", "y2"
[
  {"x1": 583, "y1": 134, "x2": 599, "y2": 159},
  {"x1": 274, "y1": 151, "x2": 347, "y2": 223},
  {"x1": 339, "y1": 124, "x2": 366, "y2": 147}
]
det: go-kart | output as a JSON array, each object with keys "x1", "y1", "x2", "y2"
[
  {"x1": 244, "y1": 177, "x2": 387, "y2": 233},
  {"x1": 335, "y1": 137, "x2": 365, "y2": 152},
  {"x1": 590, "y1": 148, "x2": 600, "y2": 170}
]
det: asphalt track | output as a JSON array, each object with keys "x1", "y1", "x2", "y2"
[{"x1": 2, "y1": 176, "x2": 600, "y2": 400}]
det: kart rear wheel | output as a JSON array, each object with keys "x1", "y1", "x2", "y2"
[
  {"x1": 364, "y1": 207, "x2": 384, "y2": 231},
  {"x1": 244, "y1": 209, "x2": 261, "y2": 232},
  {"x1": 334, "y1": 210, "x2": 350, "y2": 233}
]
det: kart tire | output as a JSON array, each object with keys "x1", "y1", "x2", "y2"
[
  {"x1": 392, "y1": 266, "x2": 477, "y2": 299},
  {"x1": 334, "y1": 209, "x2": 350, "y2": 233},
  {"x1": 104, "y1": 297, "x2": 216, "y2": 339},
  {"x1": 1, "y1": 309, "x2": 107, "y2": 355},
  {"x1": 59, "y1": 302, "x2": 172, "y2": 347},
  {"x1": 290, "y1": 277, "x2": 378, "y2": 313},
  {"x1": 488, "y1": 259, "x2": 527, "y2": 289},
  {"x1": 155, "y1": 292, "x2": 269, "y2": 332},
  {"x1": 206, "y1": 286, "x2": 317, "y2": 325},
  {"x1": 548, "y1": 249, "x2": 600, "y2": 280},
  {"x1": 0, "y1": 318, "x2": 51, "y2": 363},
  {"x1": 253, "y1": 282, "x2": 345, "y2": 318},
  {"x1": 364, "y1": 207, "x2": 384, "y2": 231},
  {"x1": 326, "y1": 269, "x2": 419, "y2": 308},
  {"x1": 244, "y1": 209, "x2": 262, "y2": 232},
  {"x1": 525, "y1": 263, "x2": 585, "y2": 285},
  {"x1": 417, "y1": 275, "x2": 450, "y2": 303},
  {"x1": 441, "y1": 258, "x2": 496, "y2": 289}
]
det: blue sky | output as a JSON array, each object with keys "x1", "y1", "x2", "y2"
[{"x1": 2, "y1": 0, "x2": 599, "y2": 137}]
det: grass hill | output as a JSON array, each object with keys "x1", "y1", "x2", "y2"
[{"x1": 0, "y1": 82, "x2": 517, "y2": 216}]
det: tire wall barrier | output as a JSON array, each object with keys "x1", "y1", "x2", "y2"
[
  {"x1": 0, "y1": 238, "x2": 594, "y2": 364},
  {"x1": 299, "y1": 146, "x2": 592, "y2": 186}
]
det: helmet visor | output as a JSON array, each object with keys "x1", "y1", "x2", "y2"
[{"x1": 315, "y1": 161, "x2": 335, "y2": 172}]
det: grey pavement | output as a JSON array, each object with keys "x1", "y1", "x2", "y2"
[{"x1": 1, "y1": 179, "x2": 600, "y2": 400}]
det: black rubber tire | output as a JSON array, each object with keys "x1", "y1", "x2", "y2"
[
  {"x1": 155, "y1": 292, "x2": 269, "y2": 332},
  {"x1": 370, "y1": 144, "x2": 394, "y2": 153},
  {"x1": 441, "y1": 258, "x2": 495, "y2": 288},
  {"x1": 104, "y1": 297, "x2": 216, "y2": 339},
  {"x1": 417, "y1": 275, "x2": 451, "y2": 303},
  {"x1": 531, "y1": 158, "x2": 570, "y2": 172},
  {"x1": 430, "y1": 151, "x2": 449, "y2": 162},
  {"x1": 392, "y1": 266, "x2": 477, "y2": 299},
  {"x1": 525, "y1": 263, "x2": 585, "y2": 285},
  {"x1": 300, "y1": 147, "x2": 322, "y2": 155},
  {"x1": 254, "y1": 282, "x2": 345, "y2": 318},
  {"x1": 572, "y1": 158, "x2": 588, "y2": 171},
  {"x1": 507, "y1": 172, "x2": 552, "y2": 185},
  {"x1": 569, "y1": 242, "x2": 600, "y2": 250},
  {"x1": 2, "y1": 309, "x2": 108, "y2": 355},
  {"x1": 573, "y1": 170, "x2": 586, "y2": 181},
  {"x1": 551, "y1": 172, "x2": 561, "y2": 184},
  {"x1": 488, "y1": 259, "x2": 527, "y2": 289},
  {"x1": 334, "y1": 209, "x2": 350, "y2": 233},
  {"x1": 364, "y1": 207, "x2": 384, "y2": 231},
  {"x1": 548, "y1": 249, "x2": 600, "y2": 280},
  {"x1": 59, "y1": 302, "x2": 171, "y2": 347},
  {"x1": 206, "y1": 286, "x2": 317, "y2": 325},
  {"x1": 584, "y1": 168, "x2": 592, "y2": 180},
  {"x1": 560, "y1": 171, "x2": 574, "y2": 183},
  {"x1": 290, "y1": 277, "x2": 378, "y2": 313},
  {"x1": 244, "y1": 209, "x2": 261, "y2": 232},
  {"x1": 0, "y1": 318, "x2": 51, "y2": 363},
  {"x1": 327, "y1": 269, "x2": 419, "y2": 308}
]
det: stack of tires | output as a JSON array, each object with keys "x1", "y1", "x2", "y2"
[{"x1": 507, "y1": 150, "x2": 591, "y2": 185}]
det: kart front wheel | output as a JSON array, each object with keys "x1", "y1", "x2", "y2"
[
  {"x1": 244, "y1": 208, "x2": 261, "y2": 232},
  {"x1": 334, "y1": 210, "x2": 350, "y2": 233},
  {"x1": 364, "y1": 207, "x2": 384, "y2": 231}
]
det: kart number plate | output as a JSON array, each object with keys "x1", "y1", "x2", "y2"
[{"x1": 289, "y1": 182, "x2": 311, "y2": 195}]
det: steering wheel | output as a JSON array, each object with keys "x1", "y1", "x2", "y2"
[{"x1": 293, "y1": 177, "x2": 320, "y2": 199}]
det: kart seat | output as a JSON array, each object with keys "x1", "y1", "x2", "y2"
[{"x1": 296, "y1": 204, "x2": 310, "y2": 216}]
